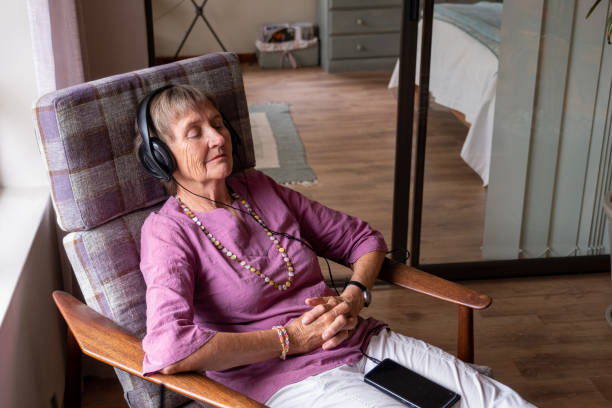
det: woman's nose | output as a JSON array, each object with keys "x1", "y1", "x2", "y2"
[{"x1": 206, "y1": 125, "x2": 225, "y2": 147}]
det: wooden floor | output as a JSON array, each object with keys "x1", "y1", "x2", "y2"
[{"x1": 81, "y1": 64, "x2": 612, "y2": 407}]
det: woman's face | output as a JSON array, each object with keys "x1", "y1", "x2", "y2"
[{"x1": 167, "y1": 100, "x2": 233, "y2": 185}]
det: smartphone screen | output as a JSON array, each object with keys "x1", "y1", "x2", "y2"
[{"x1": 364, "y1": 359, "x2": 461, "y2": 408}]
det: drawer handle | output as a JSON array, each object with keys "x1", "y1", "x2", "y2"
[
  {"x1": 355, "y1": 43, "x2": 365, "y2": 51},
  {"x1": 356, "y1": 18, "x2": 365, "y2": 25}
]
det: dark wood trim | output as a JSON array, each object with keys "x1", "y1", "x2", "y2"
[
  {"x1": 457, "y1": 305, "x2": 474, "y2": 363},
  {"x1": 420, "y1": 255, "x2": 611, "y2": 281},
  {"x1": 155, "y1": 53, "x2": 257, "y2": 66},
  {"x1": 411, "y1": 0, "x2": 434, "y2": 266},
  {"x1": 65, "y1": 327, "x2": 82, "y2": 408},
  {"x1": 391, "y1": 0, "x2": 420, "y2": 264},
  {"x1": 144, "y1": 0, "x2": 156, "y2": 67}
]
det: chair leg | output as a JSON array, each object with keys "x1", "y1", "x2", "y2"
[
  {"x1": 64, "y1": 327, "x2": 82, "y2": 408},
  {"x1": 457, "y1": 305, "x2": 474, "y2": 363}
]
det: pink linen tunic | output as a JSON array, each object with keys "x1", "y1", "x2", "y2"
[{"x1": 140, "y1": 170, "x2": 388, "y2": 403}]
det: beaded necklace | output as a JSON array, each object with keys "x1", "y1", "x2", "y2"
[{"x1": 176, "y1": 193, "x2": 295, "y2": 291}]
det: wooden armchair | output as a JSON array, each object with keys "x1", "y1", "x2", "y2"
[{"x1": 34, "y1": 52, "x2": 490, "y2": 407}]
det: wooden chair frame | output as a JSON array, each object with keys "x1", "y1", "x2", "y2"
[{"x1": 54, "y1": 257, "x2": 491, "y2": 408}]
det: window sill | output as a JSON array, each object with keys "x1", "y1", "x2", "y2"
[{"x1": 0, "y1": 187, "x2": 51, "y2": 326}]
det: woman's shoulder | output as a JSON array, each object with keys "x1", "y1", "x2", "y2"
[{"x1": 141, "y1": 196, "x2": 187, "y2": 236}]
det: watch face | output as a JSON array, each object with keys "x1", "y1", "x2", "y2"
[{"x1": 363, "y1": 289, "x2": 371, "y2": 307}]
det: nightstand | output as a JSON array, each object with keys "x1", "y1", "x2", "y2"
[{"x1": 318, "y1": 0, "x2": 402, "y2": 72}]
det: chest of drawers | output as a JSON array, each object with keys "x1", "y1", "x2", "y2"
[{"x1": 318, "y1": 0, "x2": 402, "y2": 72}]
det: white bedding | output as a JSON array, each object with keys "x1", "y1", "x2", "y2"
[{"x1": 388, "y1": 19, "x2": 498, "y2": 186}]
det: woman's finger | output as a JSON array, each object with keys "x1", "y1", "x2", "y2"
[
  {"x1": 322, "y1": 314, "x2": 348, "y2": 341},
  {"x1": 322, "y1": 330, "x2": 351, "y2": 350},
  {"x1": 346, "y1": 316, "x2": 358, "y2": 330},
  {"x1": 332, "y1": 301, "x2": 352, "y2": 316},
  {"x1": 304, "y1": 297, "x2": 327, "y2": 306},
  {"x1": 301, "y1": 303, "x2": 331, "y2": 325}
]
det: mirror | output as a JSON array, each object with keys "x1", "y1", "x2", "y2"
[{"x1": 415, "y1": 0, "x2": 612, "y2": 265}]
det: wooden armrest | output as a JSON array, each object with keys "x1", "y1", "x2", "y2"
[
  {"x1": 52, "y1": 291, "x2": 266, "y2": 408},
  {"x1": 378, "y1": 258, "x2": 492, "y2": 310}
]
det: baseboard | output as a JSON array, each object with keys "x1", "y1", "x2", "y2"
[{"x1": 155, "y1": 53, "x2": 256, "y2": 66}]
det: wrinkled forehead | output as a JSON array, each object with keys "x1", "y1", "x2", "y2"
[
  {"x1": 169, "y1": 99, "x2": 221, "y2": 135},
  {"x1": 171, "y1": 97, "x2": 219, "y2": 122}
]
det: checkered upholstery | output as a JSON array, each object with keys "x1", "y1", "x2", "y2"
[{"x1": 34, "y1": 53, "x2": 255, "y2": 408}]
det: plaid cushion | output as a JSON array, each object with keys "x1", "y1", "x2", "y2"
[{"x1": 35, "y1": 52, "x2": 255, "y2": 232}]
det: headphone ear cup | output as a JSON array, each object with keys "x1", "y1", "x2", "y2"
[
  {"x1": 138, "y1": 142, "x2": 167, "y2": 181},
  {"x1": 150, "y1": 138, "x2": 176, "y2": 179},
  {"x1": 138, "y1": 139, "x2": 175, "y2": 181}
]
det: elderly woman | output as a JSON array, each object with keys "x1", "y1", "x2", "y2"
[{"x1": 138, "y1": 84, "x2": 534, "y2": 408}]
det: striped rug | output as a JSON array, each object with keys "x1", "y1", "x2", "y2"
[{"x1": 248, "y1": 103, "x2": 317, "y2": 185}]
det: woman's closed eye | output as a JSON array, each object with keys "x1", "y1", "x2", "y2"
[{"x1": 186, "y1": 128, "x2": 201, "y2": 139}]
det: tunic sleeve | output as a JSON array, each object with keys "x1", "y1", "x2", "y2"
[
  {"x1": 263, "y1": 173, "x2": 388, "y2": 266},
  {"x1": 140, "y1": 213, "x2": 217, "y2": 376}
]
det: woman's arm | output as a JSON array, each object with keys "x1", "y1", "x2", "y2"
[
  {"x1": 160, "y1": 305, "x2": 359, "y2": 374},
  {"x1": 160, "y1": 330, "x2": 280, "y2": 374}
]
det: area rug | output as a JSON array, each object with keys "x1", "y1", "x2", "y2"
[{"x1": 248, "y1": 103, "x2": 317, "y2": 185}]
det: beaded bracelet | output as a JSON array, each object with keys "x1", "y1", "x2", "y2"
[{"x1": 272, "y1": 325, "x2": 290, "y2": 360}]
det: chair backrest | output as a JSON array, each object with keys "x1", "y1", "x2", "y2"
[{"x1": 34, "y1": 52, "x2": 255, "y2": 408}]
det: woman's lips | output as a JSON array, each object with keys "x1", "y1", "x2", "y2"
[{"x1": 207, "y1": 154, "x2": 225, "y2": 163}]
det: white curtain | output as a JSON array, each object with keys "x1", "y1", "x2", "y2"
[
  {"x1": 26, "y1": 0, "x2": 85, "y2": 295},
  {"x1": 27, "y1": 0, "x2": 84, "y2": 95}
]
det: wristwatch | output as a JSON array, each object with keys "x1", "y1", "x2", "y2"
[{"x1": 344, "y1": 280, "x2": 371, "y2": 307}]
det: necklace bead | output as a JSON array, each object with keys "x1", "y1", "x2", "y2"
[{"x1": 176, "y1": 194, "x2": 295, "y2": 291}]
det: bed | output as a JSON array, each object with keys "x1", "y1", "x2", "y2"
[{"x1": 388, "y1": 1, "x2": 502, "y2": 186}]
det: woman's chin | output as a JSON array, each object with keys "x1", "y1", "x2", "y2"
[{"x1": 208, "y1": 163, "x2": 233, "y2": 180}]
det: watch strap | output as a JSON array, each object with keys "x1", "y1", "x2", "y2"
[{"x1": 345, "y1": 280, "x2": 367, "y2": 292}]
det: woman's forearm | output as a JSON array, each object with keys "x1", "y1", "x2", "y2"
[
  {"x1": 161, "y1": 329, "x2": 281, "y2": 374},
  {"x1": 345, "y1": 250, "x2": 385, "y2": 297}
]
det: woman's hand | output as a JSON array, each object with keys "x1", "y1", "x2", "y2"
[
  {"x1": 299, "y1": 285, "x2": 365, "y2": 349},
  {"x1": 286, "y1": 301, "x2": 359, "y2": 354}
]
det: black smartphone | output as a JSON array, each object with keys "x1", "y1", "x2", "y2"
[{"x1": 364, "y1": 359, "x2": 461, "y2": 408}]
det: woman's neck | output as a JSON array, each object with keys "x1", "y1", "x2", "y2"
[{"x1": 175, "y1": 179, "x2": 232, "y2": 212}]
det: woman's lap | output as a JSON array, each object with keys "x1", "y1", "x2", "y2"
[{"x1": 266, "y1": 330, "x2": 536, "y2": 408}]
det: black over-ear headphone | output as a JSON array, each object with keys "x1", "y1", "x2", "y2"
[{"x1": 136, "y1": 84, "x2": 242, "y2": 181}]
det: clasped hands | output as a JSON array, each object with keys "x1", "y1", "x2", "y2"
[{"x1": 286, "y1": 287, "x2": 364, "y2": 355}]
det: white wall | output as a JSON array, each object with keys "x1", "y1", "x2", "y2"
[
  {"x1": 0, "y1": 2, "x2": 48, "y2": 188},
  {"x1": 0, "y1": 199, "x2": 65, "y2": 407},
  {"x1": 152, "y1": 0, "x2": 317, "y2": 56}
]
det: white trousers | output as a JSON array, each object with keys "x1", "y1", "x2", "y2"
[{"x1": 266, "y1": 330, "x2": 536, "y2": 408}]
